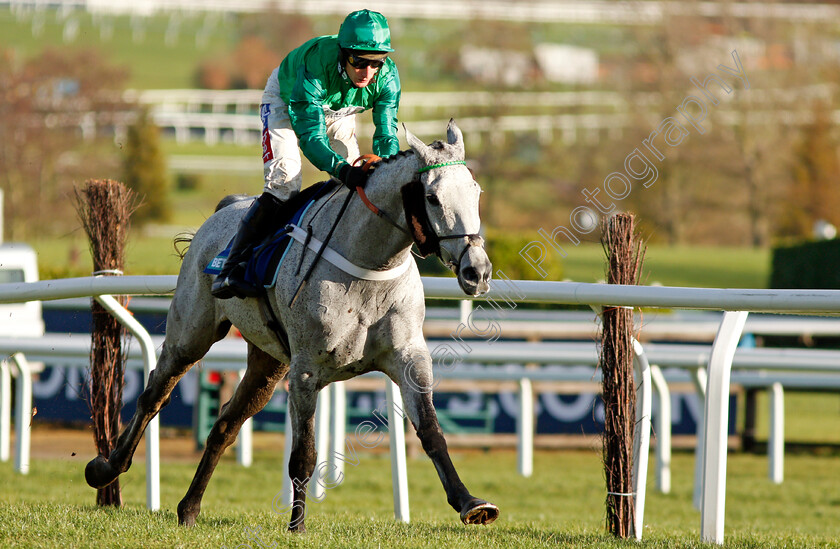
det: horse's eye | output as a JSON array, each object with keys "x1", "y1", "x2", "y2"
[{"x1": 426, "y1": 193, "x2": 441, "y2": 207}]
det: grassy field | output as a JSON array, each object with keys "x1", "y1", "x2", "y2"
[
  {"x1": 556, "y1": 244, "x2": 770, "y2": 288},
  {"x1": 2, "y1": 7, "x2": 617, "y2": 92},
  {"x1": 1, "y1": 443, "x2": 839, "y2": 548},
  {"x1": 751, "y1": 392, "x2": 840, "y2": 445},
  {"x1": 5, "y1": 7, "x2": 774, "y2": 289},
  {"x1": 1, "y1": 9, "x2": 236, "y2": 89},
  {"x1": 30, "y1": 231, "x2": 771, "y2": 289}
]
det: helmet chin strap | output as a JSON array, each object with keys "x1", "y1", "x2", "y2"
[
  {"x1": 338, "y1": 61, "x2": 365, "y2": 89},
  {"x1": 337, "y1": 60, "x2": 350, "y2": 83},
  {"x1": 338, "y1": 52, "x2": 366, "y2": 89}
]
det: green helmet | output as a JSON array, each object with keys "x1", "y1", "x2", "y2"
[{"x1": 338, "y1": 9, "x2": 394, "y2": 53}]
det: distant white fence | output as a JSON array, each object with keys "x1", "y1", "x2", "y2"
[
  {"x1": 125, "y1": 86, "x2": 835, "y2": 116},
  {"x1": 5, "y1": 0, "x2": 840, "y2": 23},
  {"x1": 0, "y1": 275, "x2": 839, "y2": 543},
  {"x1": 119, "y1": 87, "x2": 838, "y2": 148},
  {"x1": 147, "y1": 110, "x2": 840, "y2": 149},
  {"x1": 49, "y1": 84, "x2": 835, "y2": 149}
]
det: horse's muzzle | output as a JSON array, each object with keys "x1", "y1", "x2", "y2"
[{"x1": 457, "y1": 246, "x2": 492, "y2": 296}]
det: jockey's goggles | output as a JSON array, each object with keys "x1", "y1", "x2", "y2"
[{"x1": 346, "y1": 54, "x2": 386, "y2": 70}]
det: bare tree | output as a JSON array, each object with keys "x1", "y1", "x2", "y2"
[{"x1": 0, "y1": 47, "x2": 130, "y2": 239}]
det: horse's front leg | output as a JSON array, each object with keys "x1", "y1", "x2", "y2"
[
  {"x1": 389, "y1": 345, "x2": 500, "y2": 525},
  {"x1": 85, "y1": 343, "x2": 201, "y2": 489},
  {"x1": 85, "y1": 288, "x2": 228, "y2": 491},
  {"x1": 285, "y1": 366, "x2": 321, "y2": 533}
]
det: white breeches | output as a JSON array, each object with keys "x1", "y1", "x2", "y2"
[{"x1": 260, "y1": 69, "x2": 361, "y2": 202}]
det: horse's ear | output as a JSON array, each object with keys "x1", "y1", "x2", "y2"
[
  {"x1": 404, "y1": 124, "x2": 433, "y2": 162},
  {"x1": 446, "y1": 119, "x2": 465, "y2": 158}
]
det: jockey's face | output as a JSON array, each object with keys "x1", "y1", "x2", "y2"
[{"x1": 345, "y1": 61, "x2": 379, "y2": 88}]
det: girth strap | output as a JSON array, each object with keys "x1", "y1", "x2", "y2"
[{"x1": 257, "y1": 291, "x2": 290, "y2": 355}]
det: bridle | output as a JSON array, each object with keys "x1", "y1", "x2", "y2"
[{"x1": 354, "y1": 156, "x2": 484, "y2": 274}]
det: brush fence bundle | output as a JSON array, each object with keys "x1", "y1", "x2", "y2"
[
  {"x1": 599, "y1": 212, "x2": 644, "y2": 538},
  {"x1": 75, "y1": 179, "x2": 139, "y2": 506}
]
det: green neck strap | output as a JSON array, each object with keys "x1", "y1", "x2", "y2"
[{"x1": 417, "y1": 160, "x2": 467, "y2": 174}]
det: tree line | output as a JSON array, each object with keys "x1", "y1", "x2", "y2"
[{"x1": 0, "y1": 47, "x2": 167, "y2": 240}]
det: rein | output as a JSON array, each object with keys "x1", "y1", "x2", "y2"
[
  {"x1": 354, "y1": 154, "x2": 411, "y2": 237},
  {"x1": 288, "y1": 154, "x2": 390, "y2": 308},
  {"x1": 288, "y1": 181, "x2": 356, "y2": 308}
]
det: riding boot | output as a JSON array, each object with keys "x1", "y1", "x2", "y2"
[{"x1": 211, "y1": 192, "x2": 285, "y2": 299}]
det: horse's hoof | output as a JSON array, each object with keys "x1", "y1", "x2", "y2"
[
  {"x1": 85, "y1": 455, "x2": 119, "y2": 489},
  {"x1": 288, "y1": 524, "x2": 306, "y2": 534},
  {"x1": 178, "y1": 515, "x2": 197, "y2": 528},
  {"x1": 177, "y1": 501, "x2": 199, "y2": 527},
  {"x1": 460, "y1": 498, "x2": 499, "y2": 525}
]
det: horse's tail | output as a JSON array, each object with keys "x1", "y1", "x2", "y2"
[
  {"x1": 173, "y1": 195, "x2": 253, "y2": 261},
  {"x1": 173, "y1": 232, "x2": 194, "y2": 261}
]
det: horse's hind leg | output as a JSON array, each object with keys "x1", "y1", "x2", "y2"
[
  {"x1": 285, "y1": 368, "x2": 320, "y2": 533},
  {"x1": 84, "y1": 317, "x2": 229, "y2": 491},
  {"x1": 178, "y1": 344, "x2": 287, "y2": 526},
  {"x1": 390, "y1": 348, "x2": 499, "y2": 525}
]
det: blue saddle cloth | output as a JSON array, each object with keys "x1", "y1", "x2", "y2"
[{"x1": 204, "y1": 181, "x2": 337, "y2": 288}]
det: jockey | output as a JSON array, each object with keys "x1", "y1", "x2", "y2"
[{"x1": 212, "y1": 9, "x2": 401, "y2": 299}]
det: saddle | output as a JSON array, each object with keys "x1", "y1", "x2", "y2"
[{"x1": 204, "y1": 180, "x2": 339, "y2": 288}]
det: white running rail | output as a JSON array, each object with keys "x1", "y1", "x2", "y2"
[{"x1": 0, "y1": 275, "x2": 839, "y2": 543}]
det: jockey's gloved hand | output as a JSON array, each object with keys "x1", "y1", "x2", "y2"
[{"x1": 338, "y1": 164, "x2": 369, "y2": 191}]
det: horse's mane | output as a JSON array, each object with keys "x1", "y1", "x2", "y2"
[
  {"x1": 380, "y1": 149, "x2": 416, "y2": 164},
  {"x1": 366, "y1": 149, "x2": 421, "y2": 188}
]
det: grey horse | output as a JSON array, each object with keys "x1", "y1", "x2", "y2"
[{"x1": 85, "y1": 120, "x2": 499, "y2": 531}]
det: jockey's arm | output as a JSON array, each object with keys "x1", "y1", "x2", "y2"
[
  {"x1": 289, "y1": 69, "x2": 347, "y2": 178},
  {"x1": 371, "y1": 66, "x2": 401, "y2": 158}
]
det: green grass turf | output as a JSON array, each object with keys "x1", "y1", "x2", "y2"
[
  {"x1": 749, "y1": 392, "x2": 840, "y2": 445},
  {"x1": 1, "y1": 9, "x2": 236, "y2": 89},
  {"x1": 557, "y1": 244, "x2": 771, "y2": 288},
  {"x1": 0, "y1": 447, "x2": 838, "y2": 548},
  {"x1": 30, "y1": 231, "x2": 771, "y2": 289},
  {"x1": 1, "y1": 8, "x2": 620, "y2": 93}
]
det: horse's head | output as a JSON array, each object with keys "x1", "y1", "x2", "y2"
[{"x1": 403, "y1": 120, "x2": 492, "y2": 296}]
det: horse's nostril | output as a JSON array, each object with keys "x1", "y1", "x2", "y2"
[{"x1": 462, "y1": 266, "x2": 479, "y2": 282}]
